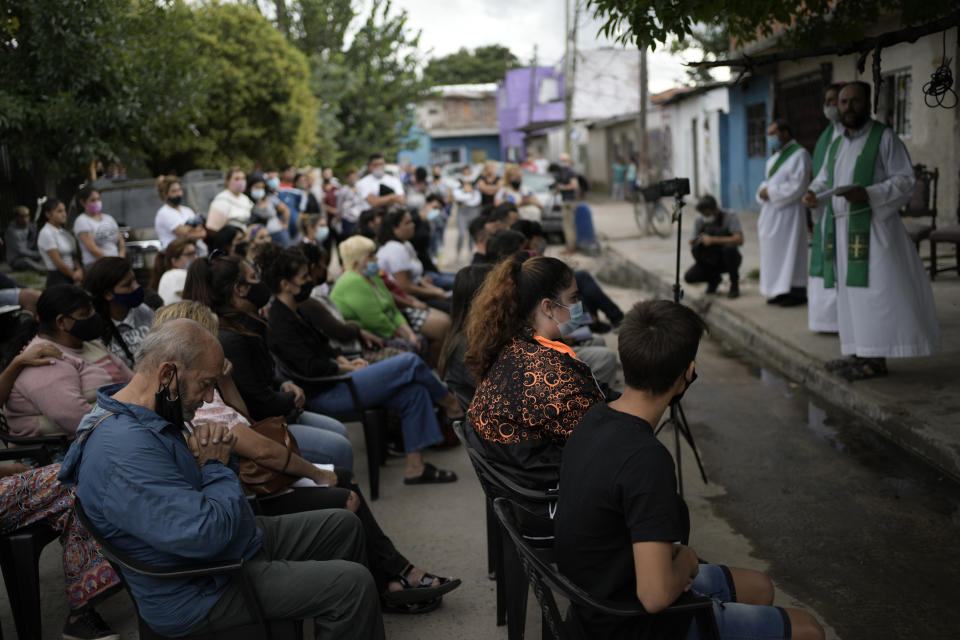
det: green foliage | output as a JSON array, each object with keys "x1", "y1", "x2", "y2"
[
  {"x1": 424, "y1": 44, "x2": 522, "y2": 86},
  {"x1": 588, "y1": 0, "x2": 956, "y2": 51},
  {"x1": 183, "y1": 3, "x2": 319, "y2": 171},
  {"x1": 330, "y1": 0, "x2": 431, "y2": 170},
  {"x1": 668, "y1": 23, "x2": 729, "y2": 83}
]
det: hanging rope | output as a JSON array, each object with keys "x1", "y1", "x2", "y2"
[{"x1": 922, "y1": 28, "x2": 958, "y2": 109}]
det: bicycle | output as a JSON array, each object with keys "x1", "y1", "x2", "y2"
[{"x1": 632, "y1": 185, "x2": 672, "y2": 237}]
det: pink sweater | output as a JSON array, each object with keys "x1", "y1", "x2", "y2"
[{"x1": 4, "y1": 337, "x2": 132, "y2": 438}]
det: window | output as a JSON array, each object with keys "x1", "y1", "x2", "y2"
[
  {"x1": 746, "y1": 102, "x2": 767, "y2": 157},
  {"x1": 538, "y1": 78, "x2": 560, "y2": 104},
  {"x1": 877, "y1": 69, "x2": 911, "y2": 136}
]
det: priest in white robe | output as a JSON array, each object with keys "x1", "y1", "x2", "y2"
[
  {"x1": 803, "y1": 81, "x2": 940, "y2": 381},
  {"x1": 757, "y1": 119, "x2": 811, "y2": 306},
  {"x1": 807, "y1": 83, "x2": 847, "y2": 332}
]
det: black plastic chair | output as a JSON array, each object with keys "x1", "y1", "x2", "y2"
[
  {"x1": 492, "y1": 497, "x2": 721, "y2": 640},
  {"x1": 273, "y1": 357, "x2": 390, "y2": 500},
  {"x1": 0, "y1": 409, "x2": 69, "y2": 466},
  {"x1": 73, "y1": 497, "x2": 302, "y2": 640},
  {"x1": 899, "y1": 163, "x2": 938, "y2": 270},
  {"x1": 453, "y1": 420, "x2": 557, "y2": 640},
  {"x1": 0, "y1": 445, "x2": 59, "y2": 640},
  {"x1": 929, "y1": 169, "x2": 960, "y2": 280}
]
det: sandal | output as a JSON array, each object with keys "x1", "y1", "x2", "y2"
[
  {"x1": 826, "y1": 356, "x2": 858, "y2": 372},
  {"x1": 404, "y1": 462, "x2": 457, "y2": 485},
  {"x1": 839, "y1": 357, "x2": 887, "y2": 382},
  {"x1": 382, "y1": 565, "x2": 462, "y2": 606},
  {"x1": 382, "y1": 596, "x2": 442, "y2": 614}
]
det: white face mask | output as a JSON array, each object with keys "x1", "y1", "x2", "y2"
[
  {"x1": 372, "y1": 169, "x2": 385, "y2": 179},
  {"x1": 823, "y1": 105, "x2": 840, "y2": 123},
  {"x1": 702, "y1": 215, "x2": 716, "y2": 224}
]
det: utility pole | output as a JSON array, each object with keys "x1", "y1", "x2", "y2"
[
  {"x1": 563, "y1": 0, "x2": 579, "y2": 156},
  {"x1": 638, "y1": 45, "x2": 649, "y2": 182},
  {"x1": 528, "y1": 44, "x2": 538, "y2": 126}
]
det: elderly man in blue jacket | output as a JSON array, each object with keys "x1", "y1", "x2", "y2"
[{"x1": 59, "y1": 318, "x2": 384, "y2": 639}]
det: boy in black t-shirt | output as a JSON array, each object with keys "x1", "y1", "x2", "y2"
[{"x1": 556, "y1": 300, "x2": 825, "y2": 640}]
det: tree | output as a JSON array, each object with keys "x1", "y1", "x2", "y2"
[
  {"x1": 179, "y1": 3, "x2": 319, "y2": 171},
  {"x1": 0, "y1": 0, "x2": 157, "y2": 187},
  {"x1": 668, "y1": 24, "x2": 729, "y2": 84},
  {"x1": 587, "y1": 0, "x2": 956, "y2": 51},
  {"x1": 424, "y1": 44, "x2": 522, "y2": 86}
]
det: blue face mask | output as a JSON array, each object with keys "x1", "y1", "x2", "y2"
[
  {"x1": 554, "y1": 300, "x2": 584, "y2": 335},
  {"x1": 266, "y1": 177, "x2": 280, "y2": 191},
  {"x1": 111, "y1": 285, "x2": 145, "y2": 309},
  {"x1": 362, "y1": 260, "x2": 379, "y2": 277},
  {"x1": 426, "y1": 207, "x2": 442, "y2": 223},
  {"x1": 768, "y1": 135, "x2": 783, "y2": 152},
  {"x1": 314, "y1": 225, "x2": 330, "y2": 244}
]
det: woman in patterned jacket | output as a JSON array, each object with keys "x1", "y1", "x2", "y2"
[{"x1": 464, "y1": 256, "x2": 607, "y2": 517}]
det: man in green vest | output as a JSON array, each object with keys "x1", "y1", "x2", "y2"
[
  {"x1": 802, "y1": 82, "x2": 940, "y2": 380},
  {"x1": 807, "y1": 82, "x2": 846, "y2": 333}
]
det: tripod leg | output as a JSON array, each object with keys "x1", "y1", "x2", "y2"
[{"x1": 677, "y1": 402, "x2": 709, "y2": 484}]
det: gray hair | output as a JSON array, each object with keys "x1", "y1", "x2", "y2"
[{"x1": 135, "y1": 318, "x2": 220, "y2": 372}]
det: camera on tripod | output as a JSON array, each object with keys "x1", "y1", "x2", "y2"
[{"x1": 640, "y1": 177, "x2": 691, "y2": 202}]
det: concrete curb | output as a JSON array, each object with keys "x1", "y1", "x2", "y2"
[{"x1": 599, "y1": 245, "x2": 960, "y2": 483}]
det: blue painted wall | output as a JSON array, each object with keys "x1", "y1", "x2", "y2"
[
  {"x1": 430, "y1": 135, "x2": 501, "y2": 163},
  {"x1": 724, "y1": 77, "x2": 770, "y2": 211},
  {"x1": 398, "y1": 124, "x2": 431, "y2": 167}
]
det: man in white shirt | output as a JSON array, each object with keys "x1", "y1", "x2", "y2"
[
  {"x1": 356, "y1": 154, "x2": 405, "y2": 213},
  {"x1": 802, "y1": 81, "x2": 940, "y2": 381}
]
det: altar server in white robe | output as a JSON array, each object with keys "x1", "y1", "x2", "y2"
[
  {"x1": 807, "y1": 83, "x2": 847, "y2": 332},
  {"x1": 802, "y1": 81, "x2": 940, "y2": 381},
  {"x1": 757, "y1": 119, "x2": 811, "y2": 306}
]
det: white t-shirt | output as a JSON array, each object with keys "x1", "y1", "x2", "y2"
[
  {"x1": 158, "y1": 268, "x2": 188, "y2": 306},
  {"x1": 376, "y1": 240, "x2": 424, "y2": 283},
  {"x1": 36, "y1": 224, "x2": 77, "y2": 271},
  {"x1": 207, "y1": 189, "x2": 253, "y2": 231},
  {"x1": 73, "y1": 213, "x2": 120, "y2": 266},
  {"x1": 155, "y1": 204, "x2": 199, "y2": 249},
  {"x1": 356, "y1": 174, "x2": 404, "y2": 212}
]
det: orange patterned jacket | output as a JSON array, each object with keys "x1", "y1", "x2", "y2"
[{"x1": 466, "y1": 327, "x2": 605, "y2": 493}]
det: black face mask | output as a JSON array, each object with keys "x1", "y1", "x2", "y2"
[
  {"x1": 670, "y1": 369, "x2": 698, "y2": 405},
  {"x1": 244, "y1": 280, "x2": 272, "y2": 309},
  {"x1": 167, "y1": 195, "x2": 183, "y2": 207},
  {"x1": 67, "y1": 314, "x2": 104, "y2": 342},
  {"x1": 294, "y1": 279, "x2": 314, "y2": 303},
  {"x1": 510, "y1": 181, "x2": 522, "y2": 190},
  {"x1": 155, "y1": 365, "x2": 185, "y2": 427}
]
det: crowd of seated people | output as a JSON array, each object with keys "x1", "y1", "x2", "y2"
[{"x1": 0, "y1": 156, "x2": 649, "y2": 640}]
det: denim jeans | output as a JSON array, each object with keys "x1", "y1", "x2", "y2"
[
  {"x1": 424, "y1": 271, "x2": 456, "y2": 291},
  {"x1": 288, "y1": 411, "x2": 354, "y2": 469},
  {"x1": 575, "y1": 270, "x2": 624, "y2": 325},
  {"x1": 305, "y1": 353, "x2": 446, "y2": 453},
  {"x1": 684, "y1": 564, "x2": 789, "y2": 640}
]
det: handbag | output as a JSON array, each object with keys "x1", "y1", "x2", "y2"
[{"x1": 236, "y1": 416, "x2": 301, "y2": 495}]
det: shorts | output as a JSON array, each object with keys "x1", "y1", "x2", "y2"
[
  {"x1": 401, "y1": 306, "x2": 429, "y2": 332},
  {"x1": 685, "y1": 564, "x2": 791, "y2": 640}
]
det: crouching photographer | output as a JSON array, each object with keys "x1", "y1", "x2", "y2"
[{"x1": 683, "y1": 195, "x2": 744, "y2": 299}]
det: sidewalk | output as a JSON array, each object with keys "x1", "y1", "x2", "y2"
[{"x1": 584, "y1": 198, "x2": 960, "y2": 482}]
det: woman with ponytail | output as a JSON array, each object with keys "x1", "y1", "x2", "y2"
[
  {"x1": 83, "y1": 257, "x2": 154, "y2": 369},
  {"x1": 464, "y1": 256, "x2": 606, "y2": 513},
  {"x1": 149, "y1": 237, "x2": 198, "y2": 305},
  {"x1": 36, "y1": 197, "x2": 83, "y2": 287},
  {"x1": 72, "y1": 184, "x2": 124, "y2": 267}
]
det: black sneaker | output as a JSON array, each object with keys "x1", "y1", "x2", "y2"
[
  {"x1": 62, "y1": 609, "x2": 119, "y2": 640},
  {"x1": 706, "y1": 280, "x2": 720, "y2": 294},
  {"x1": 727, "y1": 281, "x2": 740, "y2": 299}
]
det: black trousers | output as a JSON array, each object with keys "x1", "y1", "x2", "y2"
[
  {"x1": 684, "y1": 243, "x2": 742, "y2": 285},
  {"x1": 256, "y1": 467, "x2": 408, "y2": 593}
]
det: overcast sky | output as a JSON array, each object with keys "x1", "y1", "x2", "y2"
[{"x1": 352, "y1": 0, "x2": 725, "y2": 93}]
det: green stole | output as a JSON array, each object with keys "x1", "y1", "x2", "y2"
[
  {"x1": 811, "y1": 125, "x2": 835, "y2": 177},
  {"x1": 809, "y1": 121, "x2": 885, "y2": 288},
  {"x1": 808, "y1": 126, "x2": 836, "y2": 283},
  {"x1": 767, "y1": 140, "x2": 802, "y2": 179}
]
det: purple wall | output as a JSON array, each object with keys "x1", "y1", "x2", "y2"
[{"x1": 497, "y1": 66, "x2": 566, "y2": 161}]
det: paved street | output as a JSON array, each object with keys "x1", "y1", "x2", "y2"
[{"x1": 3, "y1": 206, "x2": 959, "y2": 639}]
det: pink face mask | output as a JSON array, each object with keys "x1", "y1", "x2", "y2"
[
  {"x1": 85, "y1": 201, "x2": 102, "y2": 215},
  {"x1": 229, "y1": 179, "x2": 246, "y2": 194}
]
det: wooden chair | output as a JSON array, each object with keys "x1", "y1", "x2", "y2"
[
  {"x1": 74, "y1": 497, "x2": 302, "y2": 640},
  {"x1": 492, "y1": 497, "x2": 721, "y2": 640},
  {"x1": 929, "y1": 169, "x2": 960, "y2": 280}
]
